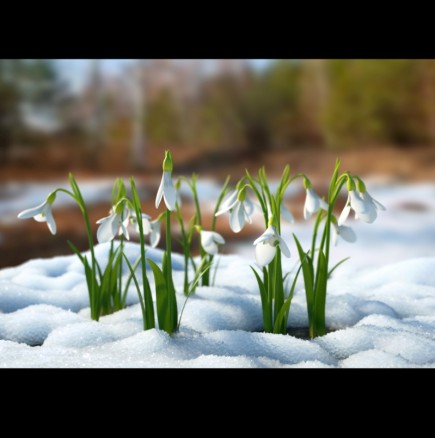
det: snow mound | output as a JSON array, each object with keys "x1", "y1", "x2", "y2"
[{"x1": 0, "y1": 240, "x2": 435, "y2": 367}]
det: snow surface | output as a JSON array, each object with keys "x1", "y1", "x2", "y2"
[{"x1": 0, "y1": 182, "x2": 435, "y2": 367}]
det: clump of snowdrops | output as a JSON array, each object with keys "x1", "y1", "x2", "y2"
[{"x1": 18, "y1": 152, "x2": 384, "y2": 338}]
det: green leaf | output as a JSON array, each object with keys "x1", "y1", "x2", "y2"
[
  {"x1": 251, "y1": 266, "x2": 272, "y2": 333},
  {"x1": 293, "y1": 234, "x2": 314, "y2": 310},
  {"x1": 147, "y1": 258, "x2": 175, "y2": 334},
  {"x1": 313, "y1": 250, "x2": 328, "y2": 337},
  {"x1": 274, "y1": 263, "x2": 303, "y2": 334},
  {"x1": 123, "y1": 253, "x2": 146, "y2": 329},
  {"x1": 328, "y1": 257, "x2": 351, "y2": 278}
]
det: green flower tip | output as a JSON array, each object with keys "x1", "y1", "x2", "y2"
[
  {"x1": 355, "y1": 177, "x2": 366, "y2": 193},
  {"x1": 237, "y1": 187, "x2": 247, "y2": 202},
  {"x1": 163, "y1": 150, "x2": 173, "y2": 172},
  {"x1": 303, "y1": 177, "x2": 312, "y2": 189},
  {"x1": 346, "y1": 176, "x2": 356, "y2": 191},
  {"x1": 47, "y1": 191, "x2": 57, "y2": 204}
]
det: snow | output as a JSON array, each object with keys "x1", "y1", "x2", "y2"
[{"x1": 0, "y1": 182, "x2": 435, "y2": 367}]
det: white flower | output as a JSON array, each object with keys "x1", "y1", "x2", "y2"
[
  {"x1": 253, "y1": 226, "x2": 291, "y2": 267},
  {"x1": 281, "y1": 203, "x2": 295, "y2": 223},
  {"x1": 149, "y1": 220, "x2": 161, "y2": 248},
  {"x1": 215, "y1": 189, "x2": 255, "y2": 233},
  {"x1": 338, "y1": 190, "x2": 382, "y2": 225},
  {"x1": 200, "y1": 230, "x2": 225, "y2": 256},
  {"x1": 155, "y1": 171, "x2": 176, "y2": 211},
  {"x1": 331, "y1": 223, "x2": 357, "y2": 246},
  {"x1": 304, "y1": 188, "x2": 328, "y2": 220},
  {"x1": 18, "y1": 197, "x2": 57, "y2": 235},
  {"x1": 96, "y1": 206, "x2": 130, "y2": 243},
  {"x1": 131, "y1": 213, "x2": 152, "y2": 235}
]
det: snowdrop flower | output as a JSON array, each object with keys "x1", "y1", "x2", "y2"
[
  {"x1": 96, "y1": 204, "x2": 130, "y2": 243},
  {"x1": 338, "y1": 179, "x2": 385, "y2": 226},
  {"x1": 130, "y1": 213, "x2": 152, "y2": 234},
  {"x1": 303, "y1": 179, "x2": 328, "y2": 220},
  {"x1": 215, "y1": 187, "x2": 255, "y2": 233},
  {"x1": 17, "y1": 192, "x2": 57, "y2": 235},
  {"x1": 200, "y1": 230, "x2": 225, "y2": 256},
  {"x1": 331, "y1": 223, "x2": 357, "y2": 246},
  {"x1": 155, "y1": 150, "x2": 176, "y2": 211},
  {"x1": 149, "y1": 220, "x2": 161, "y2": 248},
  {"x1": 253, "y1": 224, "x2": 291, "y2": 267}
]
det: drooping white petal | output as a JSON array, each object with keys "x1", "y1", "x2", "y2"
[
  {"x1": 229, "y1": 202, "x2": 246, "y2": 233},
  {"x1": 97, "y1": 214, "x2": 118, "y2": 243},
  {"x1": 363, "y1": 191, "x2": 386, "y2": 211},
  {"x1": 201, "y1": 231, "x2": 219, "y2": 255},
  {"x1": 338, "y1": 225, "x2": 357, "y2": 243},
  {"x1": 276, "y1": 233, "x2": 291, "y2": 258},
  {"x1": 304, "y1": 188, "x2": 316, "y2": 219},
  {"x1": 44, "y1": 207, "x2": 57, "y2": 235},
  {"x1": 17, "y1": 200, "x2": 47, "y2": 219},
  {"x1": 255, "y1": 240, "x2": 277, "y2": 267},
  {"x1": 210, "y1": 231, "x2": 225, "y2": 245},
  {"x1": 319, "y1": 198, "x2": 329, "y2": 211},
  {"x1": 150, "y1": 221, "x2": 161, "y2": 248},
  {"x1": 141, "y1": 214, "x2": 152, "y2": 234},
  {"x1": 215, "y1": 190, "x2": 238, "y2": 216},
  {"x1": 350, "y1": 191, "x2": 377, "y2": 223},
  {"x1": 155, "y1": 173, "x2": 165, "y2": 209},
  {"x1": 242, "y1": 202, "x2": 253, "y2": 225},
  {"x1": 281, "y1": 203, "x2": 295, "y2": 223},
  {"x1": 338, "y1": 196, "x2": 351, "y2": 225},
  {"x1": 253, "y1": 226, "x2": 276, "y2": 246},
  {"x1": 162, "y1": 171, "x2": 176, "y2": 211},
  {"x1": 244, "y1": 197, "x2": 255, "y2": 218}
]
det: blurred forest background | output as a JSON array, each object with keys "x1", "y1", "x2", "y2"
[{"x1": 1, "y1": 59, "x2": 435, "y2": 267}]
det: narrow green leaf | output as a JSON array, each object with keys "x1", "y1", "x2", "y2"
[
  {"x1": 328, "y1": 256, "x2": 351, "y2": 278},
  {"x1": 147, "y1": 258, "x2": 174, "y2": 334},
  {"x1": 313, "y1": 250, "x2": 328, "y2": 337},
  {"x1": 251, "y1": 266, "x2": 272, "y2": 333}
]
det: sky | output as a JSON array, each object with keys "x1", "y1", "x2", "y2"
[{"x1": 56, "y1": 59, "x2": 272, "y2": 93}]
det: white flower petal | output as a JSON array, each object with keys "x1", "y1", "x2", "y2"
[
  {"x1": 162, "y1": 171, "x2": 176, "y2": 211},
  {"x1": 210, "y1": 231, "x2": 225, "y2": 245},
  {"x1": 244, "y1": 197, "x2": 255, "y2": 218},
  {"x1": 17, "y1": 200, "x2": 47, "y2": 219},
  {"x1": 200, "y1": 230, "x2": 214, "y2": 247},
  {"x1": 33, "y1": 213, "x2": 47, "y2": 223},
  {"x1": 155, "y1": 173, "x2": 165, "y2": 209},
  {"x1": 150, "y1": 221, "x2": 161, "y2": 248},
  {"x1": 215, "y1": 190, "x2": 238, "y2": 216},
  {"x1": 304, "y1": 188, "x2": 318, "y2": 219},
  {"x1": 253, "y1": 226, "x2": 275, "y2": 246},
  {"x1": 229, "y1": 202, "x2": 245, "y2": 233},
  {"x1": 319, "y1": 198, "x2": 329, "y2": 211},
  {"x1": 276, "y1": 234, "x2": 291, "y2": 258},
  {"x1": 97, "y1": 215, "x2": 117, "y2": 243},
  {"x1": 202, "y1": 239, "x2": 218, "y2": 255},
  {"x1": 338, "y1": 204, "x2": 351, "y2": 226},
  {"x1": 255, "y1": 241, "x2": 277, "y2": 267},
  {"x1": 338, "y1": 225, "x2": 357, "y2": 243},
  {"x1": 45, "y1": 207, "x2": 57, "y2": 235}
]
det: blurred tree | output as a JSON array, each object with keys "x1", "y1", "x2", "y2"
[
  {"x1": 193, "y1": 74, "x2": 246, "y2": 151},
  {"x1": 145, "y1": 88, "x2": 183, "y2": 146},
  {"x1": 324, "y1": 59, "x2": 425, "y2": 148},
  {"x1": 0, "y1": 59, "x2": 60, "y2": 161}
]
